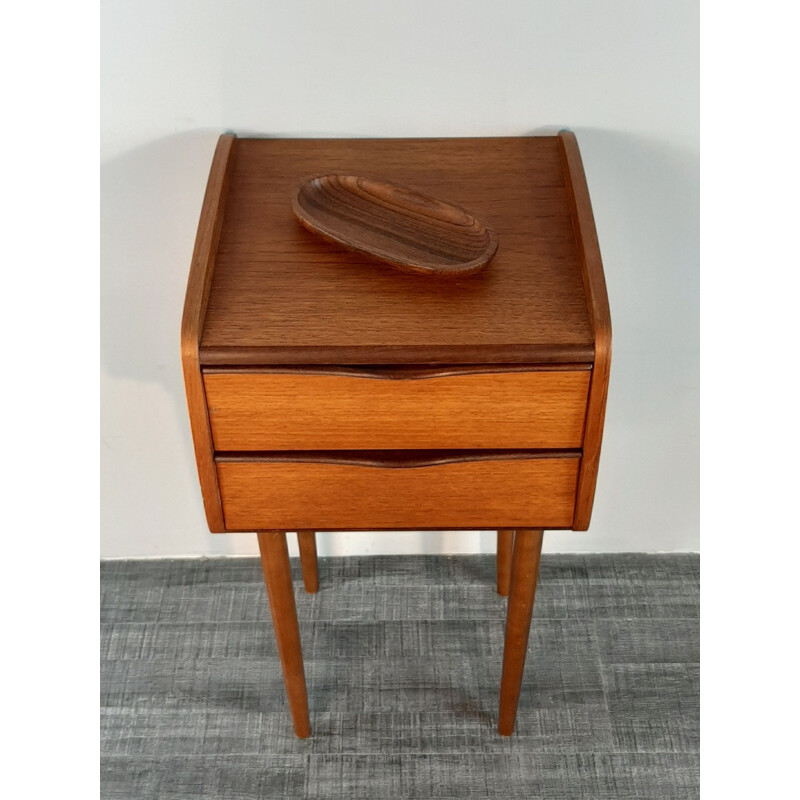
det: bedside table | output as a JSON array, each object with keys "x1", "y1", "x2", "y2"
[{"x1": 181, "y1": 132, "x2": 611, "y2": 738}]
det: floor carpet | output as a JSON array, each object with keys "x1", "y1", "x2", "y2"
[{"x1": 100, "y1": 553, "x2": 699, "y2": 799}]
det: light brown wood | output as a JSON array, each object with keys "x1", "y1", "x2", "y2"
[
  {"x1": 296, "y1": 531, "x2": 319, "y2": 593},
  {"x1": 217, "y1": 456, "x2": 579, "y2": 531},
  {"x1": 496, "y1": 529, "x2": 515, "y2": 596},
  {"x1": 180, "y1": 133, "x2": 238, "y2": 532},
  {"x1": 292, "y1": 174, "x2": 498, "y2": 277},
  {"x1": 200, "y1": 136, "x2": 594, "y2": 366},
  {"x1": 558, "y1": 131, "x2": 612, "y2": 530},
  {"x1": 204, "y1": 369, "x2": 590, "y2": 451},
  {"x1": 257, "y1": 531, "x2": 310, "y2": 738},
  {"x1": 498, "y1": 528, "x2": 544, "y2": 735}
]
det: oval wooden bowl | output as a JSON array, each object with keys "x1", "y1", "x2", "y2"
[{"x1": 292, "y1": 175, "x2": 498, "y2": 277}]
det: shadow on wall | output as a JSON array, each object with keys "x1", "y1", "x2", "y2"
[
  {"x1": 101, "y1": 131, "x2": 247, "y2": 556},
  {"x1": 538, "y1": 127, "x2": 699, "y2": 551},
  {"x1": 100, "y1": 127, "x2": 698, "y2": 556},
  {"x1": 572, "y1": 127, "x2": 699, "y2": 350},
  {"x1": 101, "y1": 131, "x2": 226, "y2": 385},
  {"x1": 526, "y1": 125, "x2": 699, "y2": 352}
]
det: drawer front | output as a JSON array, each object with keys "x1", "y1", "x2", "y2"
[
  {"x1": 204, "y1": 369, "x2": 590, "y2": 451},
  {"x1": 217, "y1": 454, "x2": 579, "y2": 530}
]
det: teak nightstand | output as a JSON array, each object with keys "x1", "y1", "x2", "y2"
[{"x1": 181, "y1": 132, "x2": 611, "y2": 738}]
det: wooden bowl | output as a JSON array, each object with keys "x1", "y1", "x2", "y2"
[{"x1": 292, "y1": 174, "x2": 498, "y2": 277}]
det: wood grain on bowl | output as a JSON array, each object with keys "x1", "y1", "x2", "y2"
[{"x1": 292, "y1": 174, "x2": 498, "y2": 276}]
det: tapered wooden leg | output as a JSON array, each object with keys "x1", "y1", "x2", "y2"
[
  {"x1": 498, "y1": 528, "x2": 544, "y2": 736},
  {"x1": 496, "y1": 529, "x2": 515, "y2": 596},
  {"x1": 257, "y1": 531, "x2": 311, "y2": 738},
  {"x1": 297, "y1": 530, "x2": 319, "y2": 593}
]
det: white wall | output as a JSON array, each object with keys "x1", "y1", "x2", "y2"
[{"x1": 101, "y1": 0, "x2": 698, "y2": 557}]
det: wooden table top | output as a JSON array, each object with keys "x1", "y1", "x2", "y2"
[{"x1": 198, "y1": 135, "x2": 597, "y2": 366}]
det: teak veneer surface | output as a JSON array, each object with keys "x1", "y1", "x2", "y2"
[
  {"x1": 181, "y1": 134, "x2": 237, "y2": 531},
  {"x1": 217, "y1": 456, "x2": 579, "y2": 531},
  {"x1": 184, "y1": 132, "x2": 610, "y2": 534},
  {"x1": 203, "y1": 369, "x2": 590, "y2": 451},
  {"x1": 200, "y1": 137, "x2": 593, "y2": 365},
  {"x1": 559, "y1": 132, "x2": 612, "y2": 529}
]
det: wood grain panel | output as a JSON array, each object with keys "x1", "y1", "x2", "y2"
[
  {"x1": 199, "y1": 136, "x2": 593, "y2": 365},
  {"x1": 204, "y1": 369, "x2": 590, "y2": 451},
  {"x1": 180, "y1": 133, "x2": 237, "y2": 532},
  {"x1": 217, "y1": 456, "x2": 579, "y2": 531},
  {"x1": 558, "y1": 131, "x2": 612, "y2": 530}
]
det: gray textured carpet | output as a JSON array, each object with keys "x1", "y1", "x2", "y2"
[{"x1": 100, "y1": 553, "x2": 699, "y2": 799}]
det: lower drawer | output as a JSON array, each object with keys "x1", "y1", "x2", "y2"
[{"x1": 216, "y1": 453, "x2": 579, "y2": 531}]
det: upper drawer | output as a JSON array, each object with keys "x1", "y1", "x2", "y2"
[{"x1": 204, "y1": 367, "x2": 590, "y2": 451}]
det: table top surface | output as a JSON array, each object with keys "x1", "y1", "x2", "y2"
[{"x1": 199, "y1": 136, "x2": 595, "y2": 366}]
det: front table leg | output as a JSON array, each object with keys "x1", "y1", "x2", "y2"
[
  {"x1": 498, "y1": 528, "x2": 544, "y2": 735},
  {"x1": 257, "y1": 531, "x2": 311, "y2": 738}
]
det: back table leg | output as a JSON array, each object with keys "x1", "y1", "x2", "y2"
[
  {"x1": 498, "y1": 528, "x2": 544, "y2": 736},
  {"x1": 496, "y1": 529, "x2": 515, "y2": 596},
  {"x1": 257, "y1": 530, "x2": 311, "y2": 738},
  {"x1": 297, "y1": 530, "x2": 319, "y2": 593}
]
